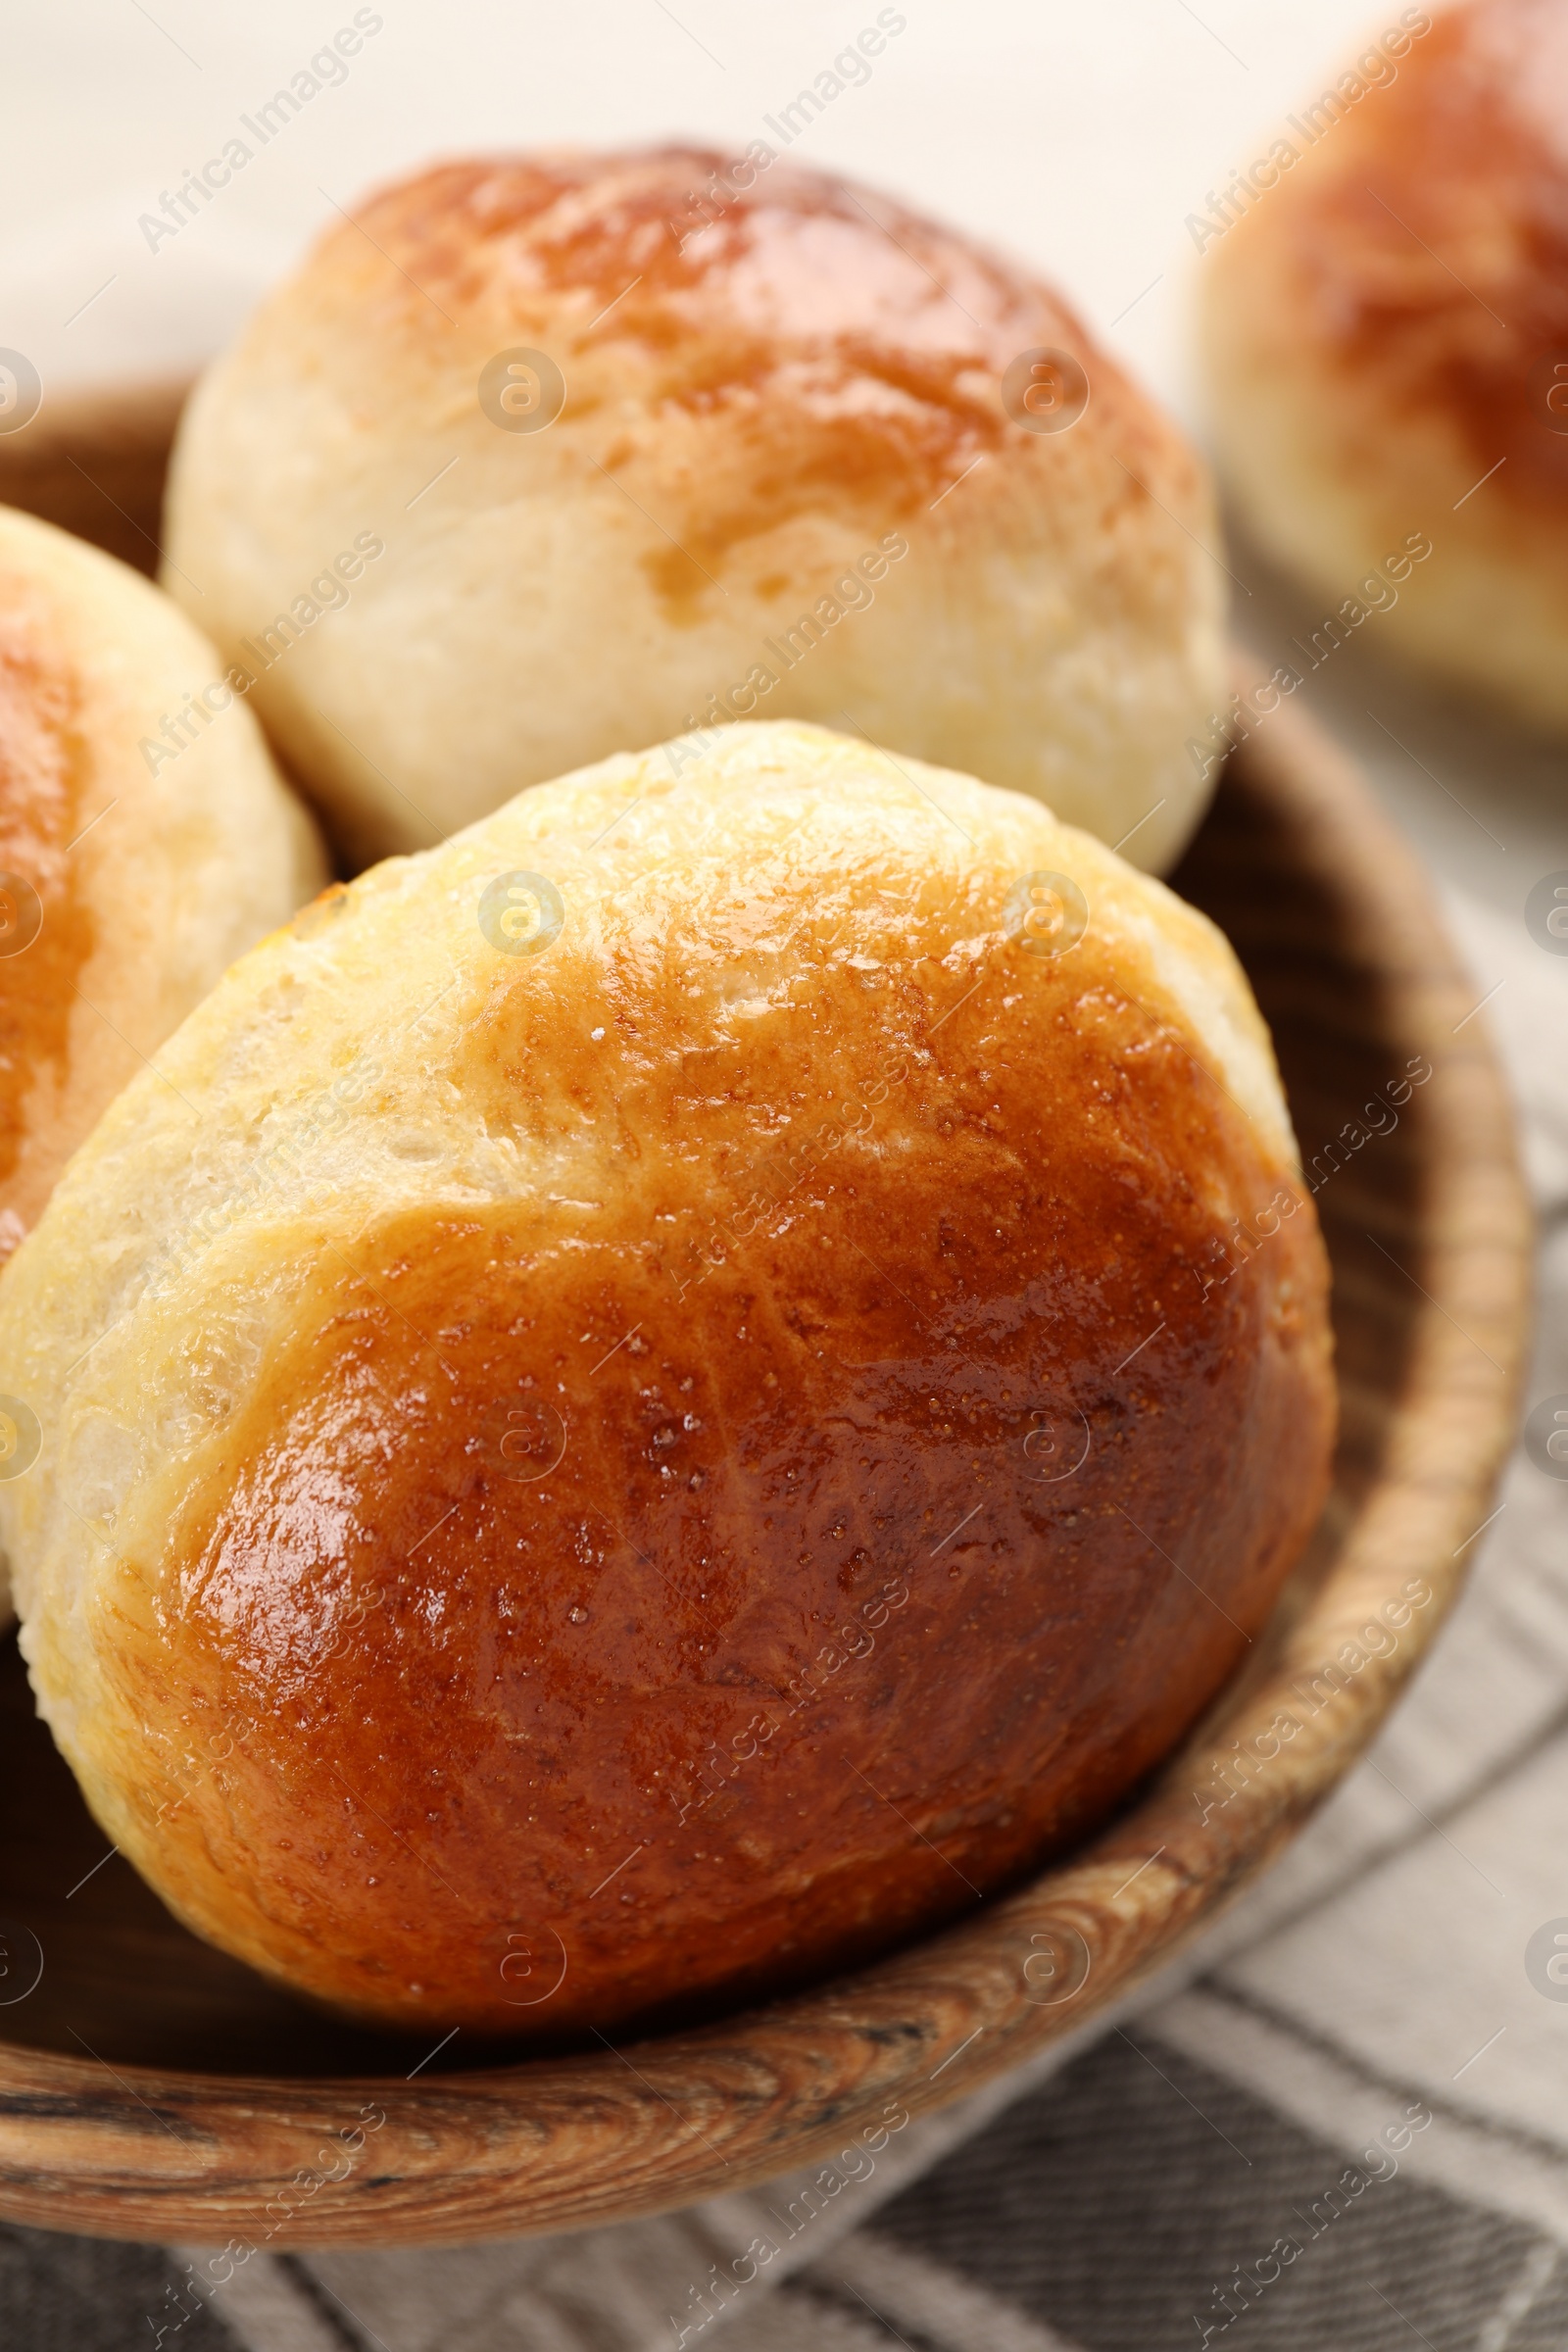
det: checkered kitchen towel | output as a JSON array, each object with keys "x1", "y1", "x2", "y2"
[{"x1": 8, "y1": 874, "x2": 1567, "y2": 2352}]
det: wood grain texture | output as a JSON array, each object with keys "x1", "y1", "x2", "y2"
[
  {"x1": 0, "y1": 381, "x2": 185, "y2": 580},
  {"x1": 0, "y1": 394, "x2": 1533, "y2": 2245}
]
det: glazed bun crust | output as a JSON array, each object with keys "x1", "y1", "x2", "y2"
[
  {"x1": 1203, "y1": 0, "x2": 1568, "y2": 731},
  {"x1": 0, "y1": 724, "x2": 1332, "y2": 2035},
  {"x1": 165, "y1": 148, "x2": 1225, "y2": 870},
  {"x1": 0, "y1": 504, "x2": 326, "y2": 1264}
]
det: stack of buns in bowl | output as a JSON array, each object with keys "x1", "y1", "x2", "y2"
[{"x1": 0, "y1": 150, "x2": 1337, "y2": 2038}]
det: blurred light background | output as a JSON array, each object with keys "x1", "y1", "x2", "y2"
[{"x1": 2, "y1": 0, "x2": 1399, "y2": 411}]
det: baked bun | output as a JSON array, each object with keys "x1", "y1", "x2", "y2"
[
  {"x1": 0, "y1": 503, "x2": 326, "y2": 1266},
  {"x1": 0, "y1": 722, "x2": 1332, "y2": 2035},
  {"x1": 163, "y1": 149, "x2": 1226, "y2": 872},
  {"x1": 1201, "y1": 0, "x2": 1568, "y2": 732}
]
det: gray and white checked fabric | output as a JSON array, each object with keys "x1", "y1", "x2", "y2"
[{"x1": 8, "y1": 654, "x2": 1567, "y2": 2349}]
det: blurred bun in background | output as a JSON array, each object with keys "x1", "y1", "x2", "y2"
[
  {"x1": 164, "y1": 148, "x2": 1227, "y2": 869},
  {"x1": 1201, "y1": 0, "x2": 1568, "y2": 735}
]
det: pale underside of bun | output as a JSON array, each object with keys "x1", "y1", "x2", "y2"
[
  {"x1": 0, "y1": 723, "x2": 1332, "y2": 2034},
  {"x1": 164, "y1": 147, "x2": 1226, "y2": 870},
  {"x1": 1202, "y1": 0, "x2": 1568, "y2": 733}
]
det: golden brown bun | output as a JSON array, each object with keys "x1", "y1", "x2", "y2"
[
  {"x1": 163, "y1": 149, "x2": 1226, "y2": 871},
  {"x1": 0, "y1": 509, "x2": 326, "y2": 1614},
  {"x1": 1202, "y1": 0, "x2": 1568, "y2": 732},
  {"x1": 0, "y1": 499, "x2": 326, "y2": 1282},
  {"x1": 0, "y1": 722, "x2": 1332, "y2": 2035}
]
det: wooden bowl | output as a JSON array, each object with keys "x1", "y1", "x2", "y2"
[{"x1": 0, "y1": 389, "x2": 1532, "y2": 2245}]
